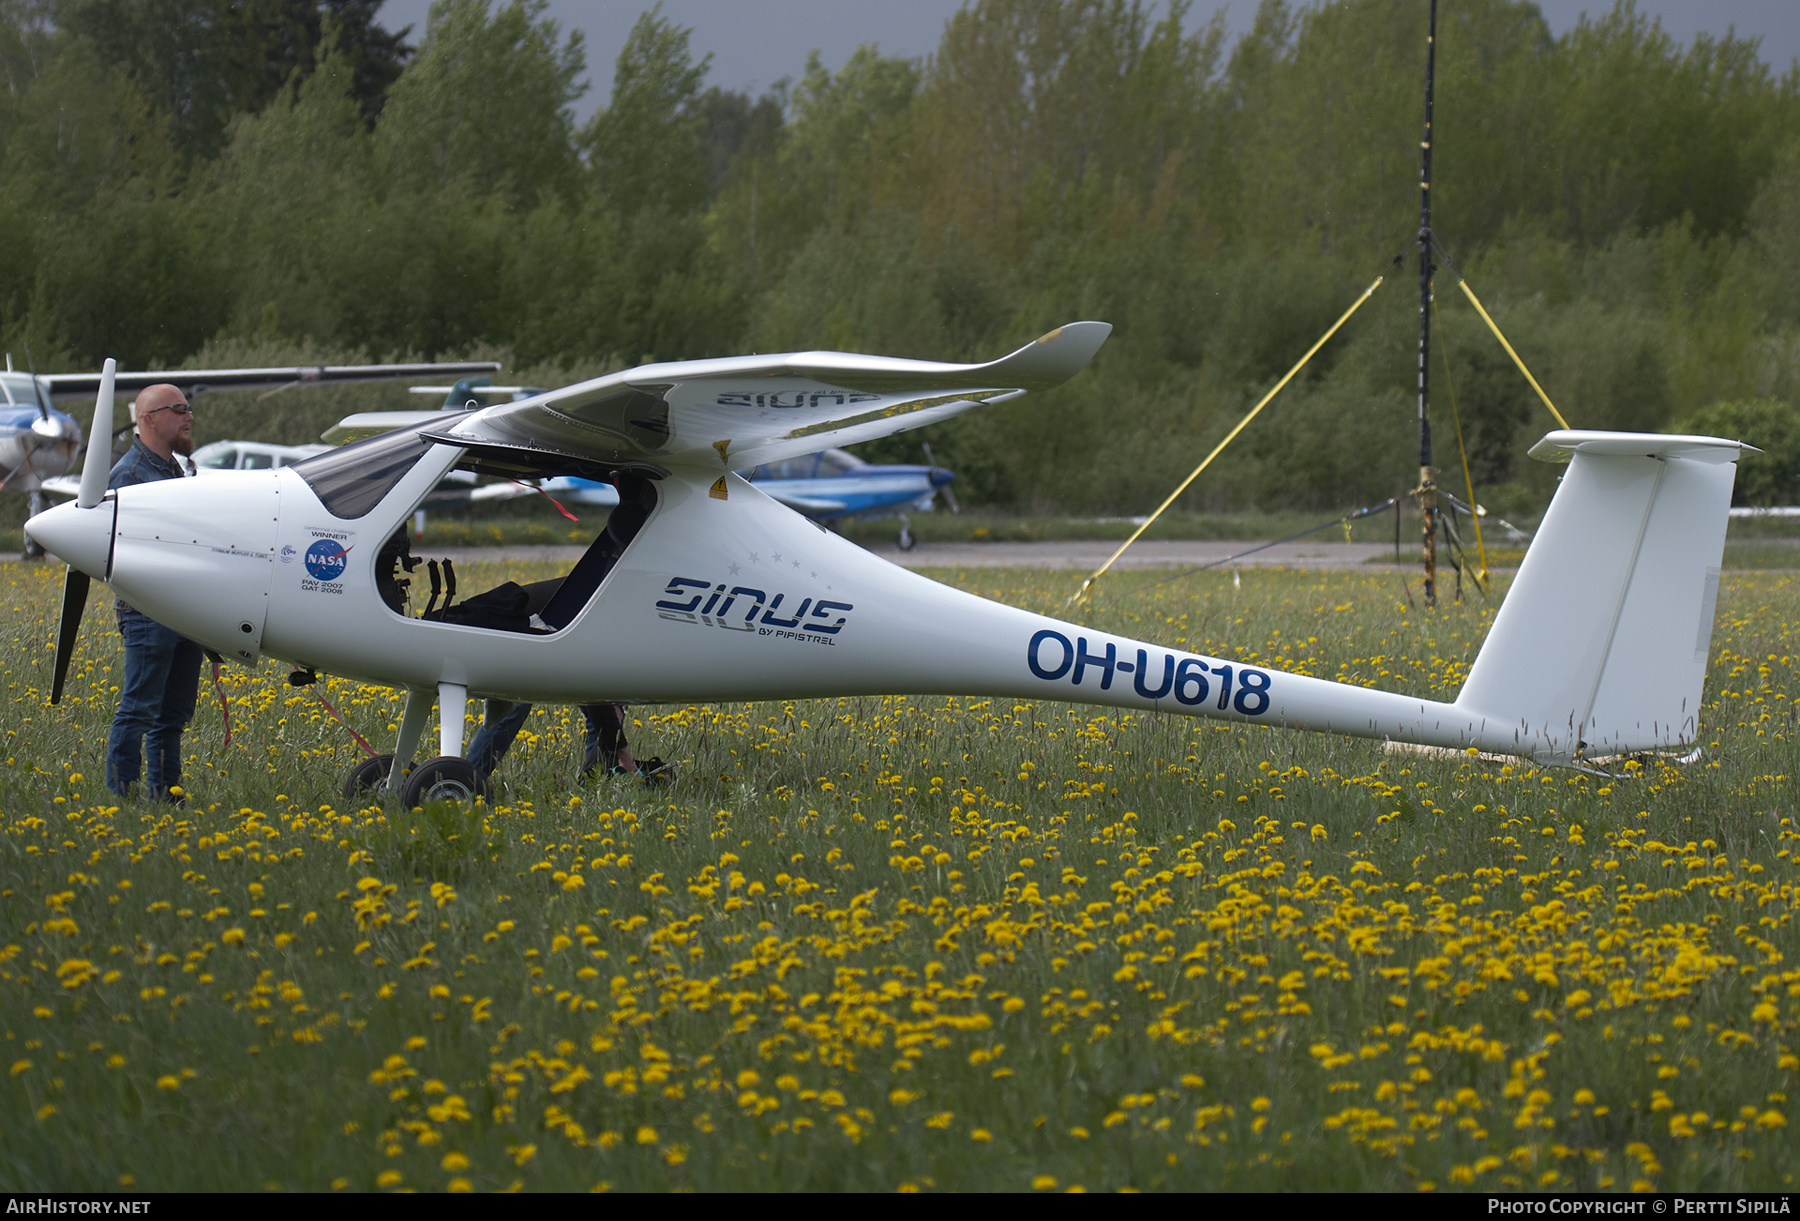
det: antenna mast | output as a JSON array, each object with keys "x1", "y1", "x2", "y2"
[{"x1": 1416, "y1": 0, "x2": 1439, "y2": 607}]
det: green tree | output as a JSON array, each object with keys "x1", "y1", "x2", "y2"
[
  {"x1": 1666, "y1": 397, "x2": 1800, "y2": 505},
  {"x1": 582, "y1": 4, "x2": 709, "y2": 214},
  {"x1": 376, "y1": 0, "x2": 584, "y2": 210},
  {"x1": 55, "y1": 0, "x2": 411, "y2": 159}
]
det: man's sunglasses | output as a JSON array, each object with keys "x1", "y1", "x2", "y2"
[{"x1": 143, "y1": 404, "x2": 193, "y2": 418}]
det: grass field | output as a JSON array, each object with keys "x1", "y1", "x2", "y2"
[{"x1": 1, "y1": 560, "x2": 1796, "y2": 1192}]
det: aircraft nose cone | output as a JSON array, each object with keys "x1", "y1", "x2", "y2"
[
  {"x1": 930, "y1": 467, "x2": 956, "y2": 487},
  {"x1": 25, "y1": 499, "x2": 112, "y2": 579}
]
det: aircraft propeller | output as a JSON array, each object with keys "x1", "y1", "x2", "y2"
[
  {"x1": 922, "y1": 442, "x2": 960, "y2": 514},
  {"x1": 51, "y1": 359, "x2": 115, "y2": 705}
]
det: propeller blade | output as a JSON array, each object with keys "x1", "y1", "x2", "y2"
[
  {"x1": 50, "y1": 566, "x2": 89, "y2": 705},
  {"x1": 76, "y1": 358, "x2": 116, "y2": 509},
  {"x1": 921, "y1": 442, "x2": 960, "y2": 512}
]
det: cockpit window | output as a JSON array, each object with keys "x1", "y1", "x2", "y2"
[
  {"x1": 0, "y1": 374, "x2": 42, "y2": 408},
  {"x1": 816, "y1": 449, "x2": 859, "y2": 476},
  {"x1": 291, "y1": 425, "x2": 435, "y2": 520}
]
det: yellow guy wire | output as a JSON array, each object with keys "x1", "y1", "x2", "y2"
[
  {"x1": 1454, "y1": 277, "x2": 1571, "y2": 431},
  {"x1": 1070, "y1": 275, "x2": 1387, "y2": 605},
  {"x1": 1432, "y1": 293, "x2": 1488, "y2": 588}
]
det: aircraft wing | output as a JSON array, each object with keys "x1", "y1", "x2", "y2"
[
  {"x1": 321, "y1": 411, "x2": 456, "y2": 445},
  {"x1": 406, "y1": 323, "x2": 1109, "y2": 472},
  {"x1": 36, "y1": 361, "x2": 502, "y2": 404}
]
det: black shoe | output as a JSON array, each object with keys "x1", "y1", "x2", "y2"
[{"x1": 637, "y1": 757, "x2": 675, "y2": 787}]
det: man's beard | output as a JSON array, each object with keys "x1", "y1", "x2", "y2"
[{"x1": 172, "y1": 434, "x2": 194, "y2": 457}]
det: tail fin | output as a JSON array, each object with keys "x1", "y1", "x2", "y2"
[{"x1": 1455, "y1": 431, "x2": 1746, "y2": 762}]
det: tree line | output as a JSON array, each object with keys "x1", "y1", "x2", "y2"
[{"x1": 3, "y1": 0, "x2": 1798, "y2": 514}]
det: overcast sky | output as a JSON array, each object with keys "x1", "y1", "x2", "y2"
[{"x1": 377, "y1": 1, "x2": 1800, "y2": 123}]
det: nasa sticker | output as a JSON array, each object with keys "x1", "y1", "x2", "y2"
[{"x1": 299, "y1": 527, "x2": 354, "y2": 595}]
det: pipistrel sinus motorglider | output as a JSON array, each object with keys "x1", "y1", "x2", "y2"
[{"x1": 26, "y1": 325, "x2": 1746, "y2": 805}]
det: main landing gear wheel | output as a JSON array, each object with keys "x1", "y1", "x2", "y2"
[
  {"x1": 897, "y1": 518, "x2": 917, "y2": 551},
  {"x1": 402, "y1": 756, "x2": 488, "y2": 807},
  {"x1": 343, "y1": 754, "x2": 399, "y2": 802}
]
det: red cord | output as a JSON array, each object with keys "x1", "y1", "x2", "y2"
[
  {"x1": 210, "y1": 655, "x2": 232, "y2": 750},
  {"x1": 511, "y1": 479, "x2": 580, "y2": 523},
  {"x1": 313, "y1": 685, "x2": 378, "y2": 758}
]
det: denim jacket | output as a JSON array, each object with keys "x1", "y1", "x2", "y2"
[
  {"x1": 109, "y1": 439, "x2": 192, "y2": 611},
  {"x1": 109, "y1": 438, "x2": 192, "y2": 489}
]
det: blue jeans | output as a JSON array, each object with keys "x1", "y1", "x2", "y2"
[
  {"x1": 106, "y1": 610, "x2": 203, "y2": 800},
  {"x1": 467, "y1": 701, "x2": 625, "y2": 779}
]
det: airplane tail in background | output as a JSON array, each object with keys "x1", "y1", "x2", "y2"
[{"x1": 1453, "y1": 431, "x2": 1746, "y2": 763}]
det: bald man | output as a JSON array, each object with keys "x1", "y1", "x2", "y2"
[{"x1": 105, "y1": 383, "x2": 202, "y2": 801}]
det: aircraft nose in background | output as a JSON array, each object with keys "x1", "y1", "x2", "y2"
[{"x1": 24, "y1": 499, "x2": 112, "y2": 579}]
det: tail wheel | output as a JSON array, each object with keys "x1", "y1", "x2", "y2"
[
  {"x1": 401, "y1": 756, "x2": 488, "y2": 807},
  {"x1": 343, "y1": 754, "x2": 398, "y2": 802}
]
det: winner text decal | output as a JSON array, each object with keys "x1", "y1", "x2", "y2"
[{"x1": 299, "y1": 527, "x2": 355, "y2": 595}]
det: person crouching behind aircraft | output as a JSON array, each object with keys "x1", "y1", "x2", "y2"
[
  {"x1": 467, "y1": 701, "x2": 675, "y2": 788},
  {"x1": 104, "y1": 384, "x2": 203, "y2": 802}
]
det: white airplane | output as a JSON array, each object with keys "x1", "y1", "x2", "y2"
[{"x1": 26, "y1": 324, "x2": 1745, "y2": 807}]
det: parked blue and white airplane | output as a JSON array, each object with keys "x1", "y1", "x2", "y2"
[{"x1": 740, "y1": 447, "x2": 958, "y2": 549}]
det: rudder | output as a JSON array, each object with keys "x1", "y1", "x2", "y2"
[{"x1": 1454, "y1": 431, "x2": 1744, "y2": 762}]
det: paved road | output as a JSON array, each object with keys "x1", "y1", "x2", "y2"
[
  {"x1": 857, "y1": 539, "x2": 1406, "y2": 570},
  {"x1": 0, "y1": 539, "x2": 1414, "y2": 571}
]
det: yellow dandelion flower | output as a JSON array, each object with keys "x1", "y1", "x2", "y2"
[
  {"x1": 636, "y1": 1126, "x2": 658, "y2": 1145},
  {"x1": 971, "y1": 1128, "x2": 992, "y2": 1142},
  {"x1": 376, "y1": 1170, "x2": 402, "y2": 1188},
  {"x1": 441, "y1": 1152, "x2": 470, "y2": 1172}
]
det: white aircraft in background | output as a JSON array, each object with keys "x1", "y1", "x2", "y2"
[{"x1": 26, "y1": 323, "x2": 1744, "y2": 806}]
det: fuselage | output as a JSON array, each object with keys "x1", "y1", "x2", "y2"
[{"x1": 26, "y1": 431, "x2": 1556, "y2": 758}]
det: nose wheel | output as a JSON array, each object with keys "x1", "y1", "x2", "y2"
[
  {"x1": 897, "y1": 515, "x2": 916, "y2": 552},
  {"x1": 343, "y1": 754, "x2": 401, "y2": 802},
  {"x1": 401, "y1": 756, "x2": 488, "y2": 806}
]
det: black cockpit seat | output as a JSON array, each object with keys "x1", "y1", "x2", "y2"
[{"x1": 437, "y1": 473, "x2": 657, "y2": 634}]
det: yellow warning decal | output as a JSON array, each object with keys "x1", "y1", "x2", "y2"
[
  {"x1": 713, "y1": 439, "x2": 732, "y2": 464},
  {"x1": 709, "y1": 477, "x2": 728, "y2": 500}
]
